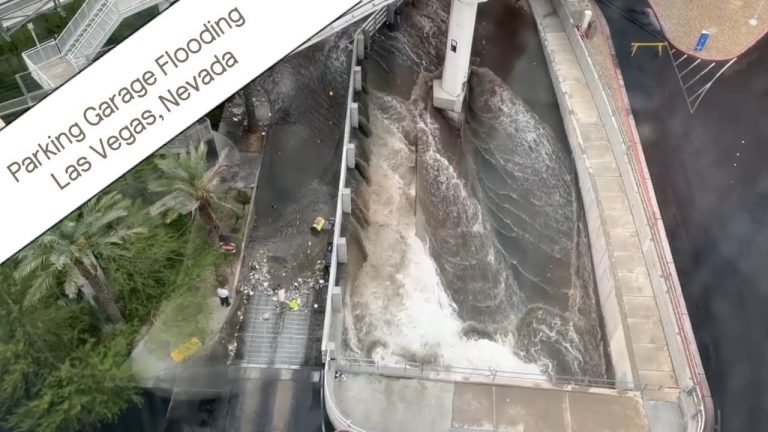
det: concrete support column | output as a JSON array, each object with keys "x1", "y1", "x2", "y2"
[
  {"x1": 350, "y1": 102, "x2": 359, "y2": 128},
  {"x1": 331, "y1": 286, "x2": 342, "y2": 312},
  {"x1": 346, "y1": 142, "x2": 356, "y2": 169},
  {"x1": 386, "y1": 3, "x2": 398, "y2": 31},
  {"x1": 355, "y1": 33, "x2": 365, "y2": 60},
  {"x1": 433, "y1": 0, "x2": 486, "y2": 113},
  {"x1": 342, "y1": 188, "x2": 352, "y2": 213},
  {"x1": 354, "y1": 66, "x2": 362, "y2": 92},
  {"x1": 387, "y1": 4, "x2": 397, "y2": 24},
  {"x1": 337, "y1": 238, "x2": 348, "y2": 264}
]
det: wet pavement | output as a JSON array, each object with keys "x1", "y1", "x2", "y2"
[{"x1": 598, "y1": 0, "x2": 768, "y2": 430}]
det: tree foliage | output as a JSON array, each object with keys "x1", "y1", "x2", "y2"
[
  {"x1": 5, "y1": 329, "x2": 141, "y2": 432},
  {"x1": 13, "y1": 192, "x2": 146, "y2": 324},
  {"x1": 105, "y1": 221, "x2": 220, "y2": 324},
  {"x1": 0, "y1": 114, "x2": 237, "y2": 430},
  {"x1": 148, "y1": 143, "x2": 238, "y2": 233}
]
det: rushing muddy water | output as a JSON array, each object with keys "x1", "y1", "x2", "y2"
[{"x1": 342, "y1": 0, "x2": 608, "y2": 379}]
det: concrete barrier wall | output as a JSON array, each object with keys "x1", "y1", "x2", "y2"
[
  {"x1": 321, "y1": 9, "x2": 390, "y2": 432},
  {"x1": 551, "y1": 1, "x2": 713, "y2": 430},
  {"x1": 334, "y1": 357, "x2": 657, "y2": 393}
]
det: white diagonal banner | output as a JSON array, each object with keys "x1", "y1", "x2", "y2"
[{"x1": 0, "y1": 0, "x2": 359, "y2": 264}]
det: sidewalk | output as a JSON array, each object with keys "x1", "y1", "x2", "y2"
[
  {"x1": 529, "y1": 0, "x2": 714, "y2": 430},
  {"x1": 333, "y1": 373, "x2": 649, "y2": 432},
  {"x1": 129, "y1": 93, "x2": 264, "y2": 389}
]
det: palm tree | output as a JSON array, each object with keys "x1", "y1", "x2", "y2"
[
  {"x1": 13, "y1": 192, "x2": 145, "y2": 324},
  {"x1": 148, "y1": 142, "x2": 237, "y2": 234}
]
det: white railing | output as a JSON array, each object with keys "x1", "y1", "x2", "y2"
[
  {"x1": 164, "y1": 117, "x2": 213, "y2": 152},
  {"x1": 20, "y1": 0, "x2": 163, "y2": 85},
  {"x1": 320, "y1": 8, "x2": 390, "y2": 432},
  {"x1": 22, "y1": 49, "x2": 68, "y2": 89},
  {"x1": 319, "y1": 31, "x2": 356, "y2": 362},
  {"x1": 64, "y1": 0, "x2": 120, "y2": 66},
  {"x1": 319, "y1": 0, "x2": 401, "y2": 362},
  {"x1": 21, "y1": 39, "x2": 61, "y2": 67},
  {"x1": 295, "y1": 0, "x2": 397, "y2": 53},
  {"x1": 58, "y1": 0, "x2": 109, "y2": 52},
  {"x1": 116, "y1": 0, "x2": 172, "y2": 16},
  {"x1": 324, "y1": 361, "x2": 367, "y2": 432},
  {"x1": 335, "y1": 356, "x2": 677, "y2": 392}
]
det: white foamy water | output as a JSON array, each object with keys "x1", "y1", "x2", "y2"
[{"x1": 345, "y1": 97, "x2": 543, "y2": 375}]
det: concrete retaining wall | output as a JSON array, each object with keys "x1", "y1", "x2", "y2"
[
  {"x1": 321, "y1": 9, "x2": 389, "y2": 432},
  {"x1": 533, "y1": 0, "x2": 714, "y2": 430}
]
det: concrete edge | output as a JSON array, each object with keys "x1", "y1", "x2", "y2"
[
  {"x1": 589, "y1": 4, "x2": 716, "y2": 430},
  {"x1": 553, "y1": 1, "x2": 714, "y2": 431},
  {"x1": 323, "y1": 8, "x2": 392, "y2": 432}
]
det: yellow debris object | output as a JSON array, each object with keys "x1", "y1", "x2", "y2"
[
  {"x1": 289, "y1": 298, "x2": 300, "y2": 311},
  {"x1": 170, "y1": 337, "x2": 202, "y2": 363},
  {"x1": 312, "y1": 217, "x2": 326, "y2": 232}
]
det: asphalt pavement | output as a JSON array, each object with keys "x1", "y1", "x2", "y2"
[{"x1": 598, "y1": 1, "x2": 768, "y2": 430}]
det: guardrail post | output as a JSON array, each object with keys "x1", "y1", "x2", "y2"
[
  {"x1": 354, "y1": 66, "x2": 362, "y2": 92},
  {"x1": 355, "y1": 33, "x2": 365, "y2": 60},
  {"x1": 342, "y1": 188, "x2": 352, "y2": 213},
  {"x1": 332, "y1": 286, "x2": 342, "y2": 312},
  {"x1": 346, "y1": 142, "x2": 356, "y2": 169},
  {"x1": 350, "y1": 102, "x2": 359, "y2": 128},
  {"x1": 337, "y1": 238, "x2": 348, "y2": 264}
]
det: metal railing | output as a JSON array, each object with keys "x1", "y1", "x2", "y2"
[
  {"x1": 20, "y1": 0, "x2": 165, "y2": 86},
  {"x1": 295, "y1": 0, "x2": 396, "y2": 53},
  {"x1": 320, "y1": 8, "x2": 390, "y2": 432},
  {"x1": 64, "y1": 0, "x2": 119, "y2": 67},
  {"x1": 164, "y1": 118, "x2": 214, "y2": 152},
  {"x1": 335, "y1": 356, "x2": 676, "y2": 392},
  {"x1": 58, "y1": 0, "x2": 109, "y2": 52},
  {"x1": 116, "y1": 0, "x2": 173, "y2": 16},
  {"x1": 21, "y1": 39, "x2": 61, "y2": 67},
  {"x1": 324, "y1": 361, "x2": 366, "y2": 432},
  {"x1": 560, "y1": 1, "x2": 713, "y2": 431},
  {"x1": 0, "y1": 44, "x2": 117, "y2": 118}
]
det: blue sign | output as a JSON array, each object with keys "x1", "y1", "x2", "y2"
[{"x1": 694, "y1": 31, "x2": 710, "y2": 52}]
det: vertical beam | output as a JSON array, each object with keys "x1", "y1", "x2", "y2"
[
  {"x1": 354, "y1": 66, "x2": 362, "y2": 92},
  {"x1": 331, "y1": 286, "x2": 342, "y2": 312},
  {"x1": 342, "y1": 188, "x2": 352, "y2": 213},
  {"x1": 386, "y1": 3, "x2": 398, "y2": 30},
  {"x1": 350, "y1": 102, "x2": 359, "y2": 128},
  {"x1": 337, "y1": 238, "x2": 348, "y2": 264},
  {"x1": 346, "y1": 143, "x2": 356, "y2": 169},
  {"x1": 441, "y1": 0, "x2": 478, "y2": 95},
  {"x1": 355, "y1": 33, "x2": 365, "y2": 60},
  {"x1": 433, "y1": 0, "x2": 486, "y2": 113}
]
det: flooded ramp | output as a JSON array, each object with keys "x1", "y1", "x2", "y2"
[{"x1": 341, "y1": 0, "x2": 607, "y2": 380}]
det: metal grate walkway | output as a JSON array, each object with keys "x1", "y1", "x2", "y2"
[{"x1": 240, "y1": 291, "x2": 315, "y2": 368}]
